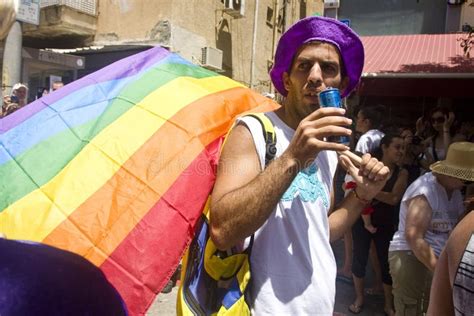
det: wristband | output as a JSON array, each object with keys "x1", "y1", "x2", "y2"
[
  {"x1": 361, "y1": 205, "x2": 374, "y2": 215},
  {"x1": 345, "y1": 181, "x2": 357, "y2": 190},
  {"x1": 352, "y1": 189, "x2": 372, "y2": 205}
]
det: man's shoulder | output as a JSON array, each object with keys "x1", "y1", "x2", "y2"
[
  {"x1": 407, "y1": 172, "x2": 432, "y2": 189},
  {"x1": 403, "y1": 173, "x2": 437, "y2": 205}
]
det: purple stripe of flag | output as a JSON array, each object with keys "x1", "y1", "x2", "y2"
[{"x1": 1, "y1": 46, "x2": 170, "y2": 133}]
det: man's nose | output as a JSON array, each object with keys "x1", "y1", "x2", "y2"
[{"x1": 307, "y1": 63, "x2": 323, "y2": 85}]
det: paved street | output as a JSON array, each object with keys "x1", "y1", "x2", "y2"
[
  {"x1": 148, "y1": 287, "x2": 178, "y2": 316},
  {"x1": 149, "y1": 238, "x2": 387, "y2": 315}
]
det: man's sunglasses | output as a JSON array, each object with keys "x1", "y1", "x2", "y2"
[
  {"x1": 462, "y1": 180, "x2": 473, "y2": 186},
  {"x1": 431, "y1": 116, "x2": 445, "y2": 124}
]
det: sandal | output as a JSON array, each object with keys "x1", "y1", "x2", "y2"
[
  {"x1": 336, "y1": 274, "x2": 353, "y2": 284},
  {"x1": 348, "y1": 303, "x2": 364, "y2": 314},
  {"x1": 365, "y1": 287, "x2": 384, "y2": 296}
]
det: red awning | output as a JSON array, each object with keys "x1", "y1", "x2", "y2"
[{"x1": 360, "y1": 33, "x2": 474, "y2": 77}]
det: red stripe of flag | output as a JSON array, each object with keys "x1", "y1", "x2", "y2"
[{"x1": 100, "y1": 137, "x2": 223, "y2": 315}]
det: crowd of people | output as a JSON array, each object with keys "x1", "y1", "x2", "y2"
[
  {"x1": 333, "y1": 104, "x2": 473, "y2": 315},
  {"x1": 1, "y1": 80, "x2": 64, "y2": 118}
]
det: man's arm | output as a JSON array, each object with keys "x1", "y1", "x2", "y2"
[
  {"x1": 210, "y1": 124, "x2": 300, "y2": 250},
  {"x1": 426, "y1": 247, "x2": 454, "y2": 316},
  {"x1": 405, "y1": 195, "x2": 437, "y2": 271}
]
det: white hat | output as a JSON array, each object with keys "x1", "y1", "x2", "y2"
[{"x1": 12, "y1": 83, "x2": 28, "y2": 93}]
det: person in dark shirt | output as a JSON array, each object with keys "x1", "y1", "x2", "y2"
[{"x1": 350, "y1": 134, "x2": 408, "y2": 315}]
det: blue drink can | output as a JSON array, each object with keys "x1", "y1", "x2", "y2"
[
  {"x1": 318, "y1": 87, "x2": 341, "y2": 108},
  {"x1": 318, "y1": 87, "x2": 350, "y2": 145}
]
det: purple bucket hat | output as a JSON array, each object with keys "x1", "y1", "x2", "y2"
[{"x1": 270, "y1": 16, "x2": 364, "y2": 98}]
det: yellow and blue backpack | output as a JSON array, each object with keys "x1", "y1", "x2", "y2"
[{"x1": 177, "y1": 113, "x2": 277, "y2": 315}]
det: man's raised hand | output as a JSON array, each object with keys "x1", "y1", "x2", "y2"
[
  {"x1": 339, "y1": 153, "x2": 390, "y2": 201},
  {"x1": 284, "y1": 107, "x2": 352, "y2": 170}
]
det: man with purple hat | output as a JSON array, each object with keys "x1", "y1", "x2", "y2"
[{"x1": 209, "y1": 16, "x2": 390, "y2": 314}]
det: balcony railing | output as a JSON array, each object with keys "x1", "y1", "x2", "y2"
[{"x1": 40, "y1": 0, "x2": 97, "y2": 16}]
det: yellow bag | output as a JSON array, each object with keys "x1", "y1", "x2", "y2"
[{"x1": 177, "y1": 113, "x2": 276, "y2": 315}]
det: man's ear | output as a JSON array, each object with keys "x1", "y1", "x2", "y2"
[
  {"x1": 283, "y1": 72, "x2": 291, "y2": 92},
  {"x1": 340, "y1": 76, "x2": 349, "y2": 93}
]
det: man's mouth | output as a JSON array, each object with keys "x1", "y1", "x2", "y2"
[
  {"x1": 305, "y1": 91, "x2": 319, "y2": 97},
  {"x1": 304, "y1": 93, "x2": 320, "y2": 104}
]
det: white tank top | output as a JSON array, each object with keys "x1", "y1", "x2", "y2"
[
  {"x1": 389, "y1": 172, "x2": 464, "y2": 257},
  {"x1": 238, "y1": 112, "x2": 338, "y2": 315}
]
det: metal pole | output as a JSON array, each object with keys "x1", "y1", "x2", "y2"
[
  {"x1": 249, "y1": 0, "x2": 259, "y2": 89},
  {"x1": 269, "y1": 0, "x2": 280, "y2": 94},
  {"x1": 2, "y1": 20, "x2": 22, "y2": 97},
  {"x1": 282, "y1": 0, "x2": 288, "y2": 33}
]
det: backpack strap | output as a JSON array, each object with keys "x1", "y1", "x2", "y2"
[{"x1": 242, "y1": 113, "x2": 277, "y2": 167}]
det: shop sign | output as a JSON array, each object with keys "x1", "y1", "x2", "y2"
[{"x1": 17, "y1": 0, "x2": 40, "y2": 26}]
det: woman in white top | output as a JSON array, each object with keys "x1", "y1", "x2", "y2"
[{"x1": 354, "y1": 105, "x2": 386, "y2": 155}]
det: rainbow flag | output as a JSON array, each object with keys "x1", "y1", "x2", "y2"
[{"x1": 0, "y1": 46, "x2": 277, "y2": 315}]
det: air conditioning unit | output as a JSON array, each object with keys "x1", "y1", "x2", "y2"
[
  {"x1": 201, "y1": 47, "x2": 223, "y2": 71},
  {"x1": 224, "y1": 0, "x2": 245, "y2": 18},
  {"x1": 324, "y1": 0, "x2": 340, "y2": 9}
]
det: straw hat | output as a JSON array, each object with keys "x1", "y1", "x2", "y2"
[{"x1": 430, "y1": 142, "x2": 474, "y2": 181}]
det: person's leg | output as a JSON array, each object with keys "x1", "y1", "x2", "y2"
[
  {"x1": 367, "y1": 240, "x2": 384, "y2": 295},
  {"x1": 337, "y1": 168, "x2": 354, "y2": 280},
  {"x1": 382, "y1": 283, "x2": 395, "y2": 316},
  {"x1": 374, "y1": 227, "x2": 395, "y2": 315},
  {"x1": 350, "y1": 275, "x2": 365, "y2": 313},
  {"x1": 350, "y1": 219, "x2": 371, "y2": 313},
  {"x1": 338, "y1": 231, "x2": 353, "y2": 279},
  {"x1": 419, "y1": 267, "x2": 433, "y2": 315},
  {"x1": 389, "y1": 250, "x2": 432, "y2": 316},
  {"x1": 362, "y1": 214, "x2": 377, "y2": 234}
]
